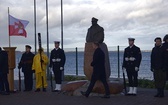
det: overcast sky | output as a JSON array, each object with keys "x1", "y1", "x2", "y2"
[{"x1": 0, "y1": 0, "x2": 168, "y2": 51}]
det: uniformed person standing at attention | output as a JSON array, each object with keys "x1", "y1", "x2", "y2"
[
  {"x1": 122, "y1": 38, "x2": 142, "y2": 96},
  {"x1": 49, "y1": 41, "x2": 66, "y2": 92},
  {"x1": 18, "y1": 45, "x2": 35, "y2": 91},
  {"x1": 32, "y1": 48, "x2": 49, "y2": 92},
  {"x1": 151, "y1": 37, "x2": 166, "y2": 98}
]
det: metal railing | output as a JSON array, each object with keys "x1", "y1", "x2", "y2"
[{"x1": 14, "y1": 46, "x2": 153, "y2": 80}]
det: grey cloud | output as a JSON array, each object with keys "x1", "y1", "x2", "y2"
[{"x1": 1, "y1": 0, "x2": 168, "y2": 51}]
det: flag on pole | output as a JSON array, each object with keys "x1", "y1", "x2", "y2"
[{"x1": 9, "y1": 15, "x2": 29, "y2": 37}]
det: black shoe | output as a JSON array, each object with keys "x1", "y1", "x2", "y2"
[
  {"x1": 1, "y1": 92, "x2": 10, "y2": 95},
  {"x1": 35, "y1": 88, "x2": 40, "y2": 92},
  {"x1": 101, "y1": 95, "x2": 110, "y2": 98},
  {"x1": 80, "y1": 91, "x2": 89, "y2": 98},
  {"x1": 52, "y1": 90, "x2": 60, "y2": 92},
  {"x1": 43, "y1": 88, "x2": 46, "y2": 92},
  {"x1": 27, "y1": 89, "x2": 32, "y2": 91},
  {"x1": 24, "y1": 89, "x2": 32, "y2": 92},
  {"x1": 154, "y1": 93, "x2": 160, "y2": 97},
  {"x1": 23, "y1": 89, "x2": 28, "y2": 92},
  {"x1": 159, "y1": 94, "x2": 164, "y2": 98}
]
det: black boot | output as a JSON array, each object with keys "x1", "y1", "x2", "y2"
[
  {"x1": 154, "y1": 88, "x2": 160, "y2": 97},
  {"x1": 1, "y1": 91, "x2": 10, "y2": 95},
  {"x1": 80, "y1": 91, "x2": 89, "y2": 98},
  {"x1": 43, "y1": 88, "x2": 46, "y2": 92},
  {"x1": 101, "y1": 94, "x2": 110, "y2": 98},
  {"x1": 35, "y1": 88, "x2": 40, "y2": 92}
]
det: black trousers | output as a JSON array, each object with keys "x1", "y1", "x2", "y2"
[
  {"x1": 53, "y1": 70, "x2": 62, "y2": 84},
  {"x1": 126, "y1": 70, "x2": 138, "y2": 87},
  {"x1": 23, "y1": 72, "x2": 33, "y2": 90},
  {"x1": 86, "y1": 74, "x2": 110, "y2": 96},
  {"x1": 0, "y1": 73, "x2": 9, "y2": 92},
  {"x1": 154, "y1": 70, "x2": 166, "y2": 89}
]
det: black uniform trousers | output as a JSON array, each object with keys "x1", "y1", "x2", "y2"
[
  {"x1": 53, "y1": 70, "x2": 62, "y2": 84},
  {"x1": 126, "y1": 69, "x2": 138, "y2": 87},
  {"x1": 0, "y1": 73, "x2": 9, "y2": 92},
  {"x1": 23, "y1": 71, "x2": 33, "y2": 90},
  {"x1": 86, "y1": 74, "x2": 110, "y2": 96}
]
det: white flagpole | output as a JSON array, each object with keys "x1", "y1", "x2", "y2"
[
  {"x1": 8, "y1": 7, "x2": 11, "y2": 47},
  {"x1": 46, "y1": 0, "x2": 50, "y2": 79}
]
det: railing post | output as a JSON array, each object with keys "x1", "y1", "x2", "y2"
[
  {"x1": 117, "y1": 45, "x2": 120, "y2": 79},
  {"x1": 76, "y1": 47, "x2": 78, "y2": 76}
]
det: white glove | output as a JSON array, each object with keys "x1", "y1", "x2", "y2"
[
  {"x1": 49, "y1": 67, "x2": 53, "y2": 73},
  {"x1": 135, "y1": 67, "x2": 139, "y2": 71},
  {"x1": 125, "y1": 57, "x2": 129, "y2": 61},
  {"x1": 122, "y1": 67, "x2": 126, "y2": 73},
  {"x1": 52, "y1": 59, "x2": 56, "y2": 62},
  {"x1": 56, "y1": 58, "x2": 61, "y2": 62},
  {"x1": 130, "y1": 57, "x2": 136, "y2": 61},
  {"x1": 60, "y1": 67, "x2": 63, "y2": 70}
]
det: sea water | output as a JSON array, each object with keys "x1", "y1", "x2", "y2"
[{"x1": 14, "y1": 51, "x2": 153, "y2": 80}]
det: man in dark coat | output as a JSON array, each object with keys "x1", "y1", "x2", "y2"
[
  {"x1": 151, "y1": 37, "x2": 166, "y2": 98},
  {"x1": 162, "y1": 34, "x2": 168, "y2": 81},
  {"x1": 122, "y1": 38, "x2": 142, "y2": 96},
  {"x1": 81, "y1": 43, "x2": 110, "y2": 98},
  {"x1": 0, "y1": 47, "x2": 10, "y2": 95},
  {"x1": 49, "y1": 41, "x2": 66, "y2": 92},
  {"x1": 18, "y1": 45, "x2": 34, "y2": 91}
]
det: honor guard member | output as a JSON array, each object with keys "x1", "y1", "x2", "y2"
[
  {"x1": 49, "y1": 41, "x2": 66, "y2": 92},
  {"x1": 32, "y1": 48, "x2": 49, "y2": 92},
  {"x1": 0, "y1": 47, "x2": 10, "y2": 95},
  {"x1": 122, "y1": 38, "x2": 142, "y2": 96},
  {"x1": 18, "y1": 45, "x2": 35, "y2": 91},
  {"x1": 151, "y1": 37, "x2": 166, "y2": 98}
]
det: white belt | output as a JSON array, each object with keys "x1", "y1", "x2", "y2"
[
  {"x1": 125, "y1": 57, "x2": 136, "y2": 61},
  {"x1": 52, "y1": 58, "x2": 61, "y2": 62}
]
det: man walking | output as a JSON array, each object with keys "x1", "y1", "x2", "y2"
[
  {"x1": 122, "y1": 38, "x2": 142, "y2": 96},
  {"x1": 49, "y1": 41, "x2": 66, "y2": 92},
  {"x1": 0, "y1": 47, "x2": 10, "y2": 95},
  {"x1": 81, "y1": 43, "x2": 110, "y2": 98},
  {"x1": 151, "y1": 37, "x2": 166, "y2": 98},
  {"x1": 18, "y1": 45, "x2": 34, "y2": 91}
]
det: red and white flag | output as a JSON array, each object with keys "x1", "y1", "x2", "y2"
[{"x1": 9, "y1": 15, "x2": 29, "y2": 37}]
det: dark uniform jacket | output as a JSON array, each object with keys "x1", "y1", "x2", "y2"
[
  {"x1": 91, "y1": 48, "x2": 106, "y2": 78},
  {"x1": 49, "y1": 48, "x2": 66, "y2": 70},
  {"x1": 151, "y1": 45, "x2": 164, "y2": 70},
  {"x1": 18, "y1": 52, "x2": 35, "y2": 72},
  {"x1": 122, "y1": 45, "x2": 142, "y2": 70},
  {"x1": 0, "y1": 50, "x2": 9, "y2": 74},
  {"x1": 162, "y1": 42, "x2": 168, "y2": 71}
]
